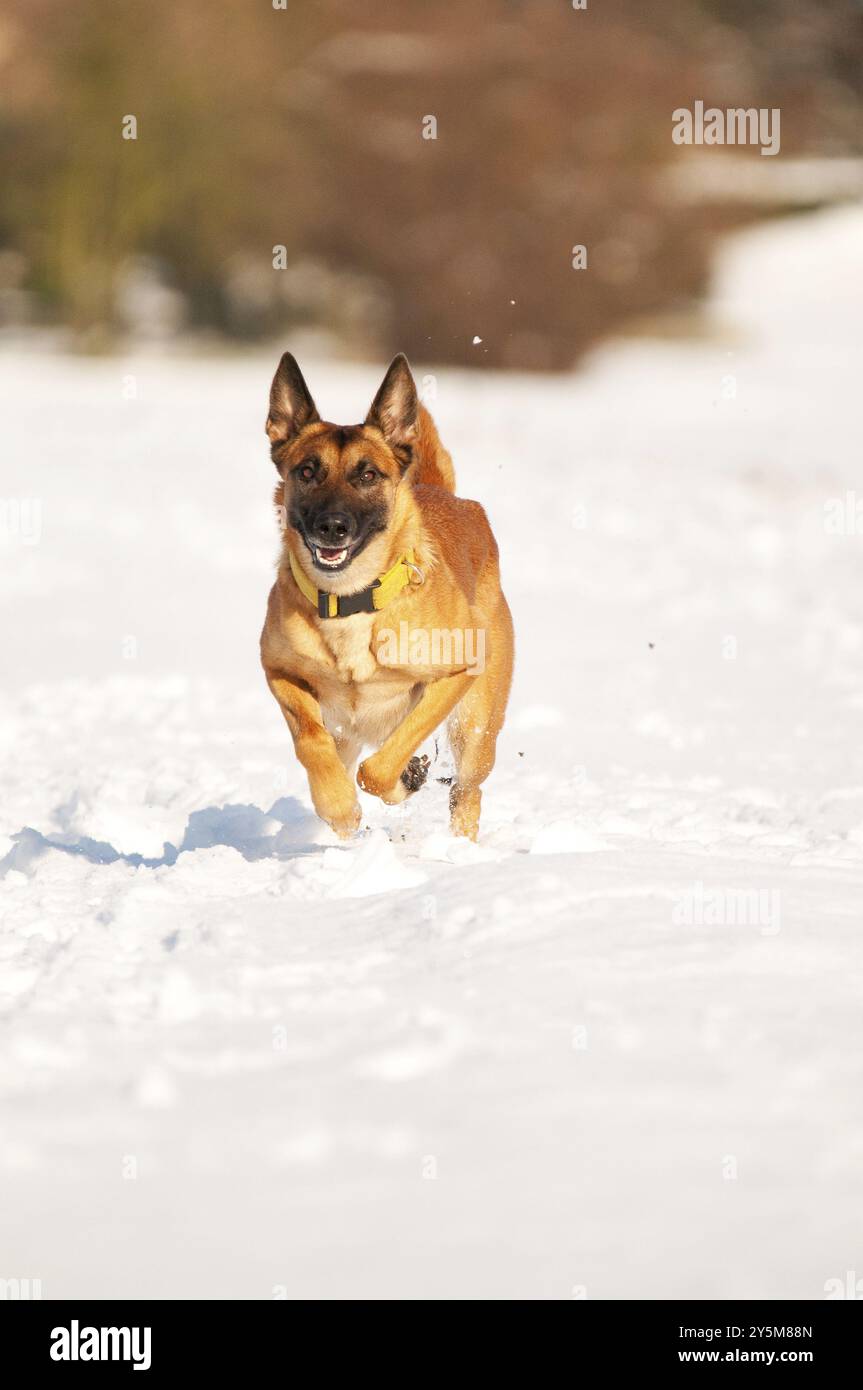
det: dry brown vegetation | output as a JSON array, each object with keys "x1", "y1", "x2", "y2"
[{"x1": 1, "y1": 0, "x2": 861, "y2": 366}]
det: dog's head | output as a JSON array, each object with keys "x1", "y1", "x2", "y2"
[{"x1": 267, "y1": 353, "x2": 418, "y2": 581}]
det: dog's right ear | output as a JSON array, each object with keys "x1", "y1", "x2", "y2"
[
  {"x1": 365, "y1": 353, "x2": 418, "y2": 470},
  {"x1": 266, "y1": 353, "x2": 319, "y2": 446}
]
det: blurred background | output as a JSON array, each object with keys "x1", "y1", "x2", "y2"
[
  {"x1": 1, "y1": 0, "x2": 862, "y2": 369},
  {"x1": 3, "y1": 0, "x2": 863, "y2": 1303}
]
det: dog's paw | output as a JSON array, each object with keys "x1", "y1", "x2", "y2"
[
  {"x1": 449, "y1": 784, "x2": 481, "y2": 840},
  {"x1": 326, "y1": 800, "x2": 362, "y2": 839},
  {"x1": 400, "y1": 754, "x2": 430, "y2": 794},
  {"x1": 356, "y1": 757, "x2": 387, "y2": 798},
  {"x1": 356, "y1": 757, "x2": 402, "y2": 804}
]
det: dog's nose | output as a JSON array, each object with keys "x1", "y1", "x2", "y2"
[{"x1": 314, "y1": 512, "x2": 353, "y2": 543}]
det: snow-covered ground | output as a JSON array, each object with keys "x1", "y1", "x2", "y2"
[{"x1": 1, "y1": 204, "x2": 862, "y2": 1299}]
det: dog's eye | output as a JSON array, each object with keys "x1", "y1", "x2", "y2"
[
  {"x1": 359, "y1": 468, "x2": 378, "y2": 484},
  {"x1": 297, "y1": 461, "x2": 317, "y2": 482}
]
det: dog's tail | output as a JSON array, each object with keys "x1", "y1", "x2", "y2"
[{"x1": 413, "y1": 404, "x2": 456, "y2": 492}]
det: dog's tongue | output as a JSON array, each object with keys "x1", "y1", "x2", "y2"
[{"x1": 317, "y1": 545, "x2": 348, "y2": 566}]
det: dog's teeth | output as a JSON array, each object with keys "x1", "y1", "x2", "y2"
[{"x1": 316, "y1": 546, "x2": 348, "y2": 567}]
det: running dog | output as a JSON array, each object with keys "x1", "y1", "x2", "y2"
[{"x1": 260, "y1": 353, "x2": 513, "y2": 840}]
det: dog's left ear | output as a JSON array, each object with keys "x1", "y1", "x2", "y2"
[{"x1": 365, "y1": 354, "x2": 418, "y2": 468}]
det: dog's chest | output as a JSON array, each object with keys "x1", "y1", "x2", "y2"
[
  {"x1": 319, "y1": 613, "x2": 378, "y2": 683},
  {"x1": 315, "y1": 612, "x2": 421, "y2": 744}
]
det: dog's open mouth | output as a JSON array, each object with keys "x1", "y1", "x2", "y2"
[
  {"x1": 296, "y1": 520, "x2": 380, "y2": 573},
  {"x1": 312, "y1": 544, "x2": 351, "y2": 569}
]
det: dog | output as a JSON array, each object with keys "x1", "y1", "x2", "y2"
[{"x1": 260, "y1": 352, "x2": 513, "y2": 841}]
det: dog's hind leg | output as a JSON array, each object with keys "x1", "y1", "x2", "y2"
[{"x1": 447, "y1": 601, "x2": 514, "y2": 840}]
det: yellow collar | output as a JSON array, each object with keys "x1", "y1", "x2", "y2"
[{"x1": 288, "y1": 547, "x2": 419, "y2": 619}]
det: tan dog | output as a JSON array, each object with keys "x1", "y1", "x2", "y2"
[{"x1": 260, "y1": 353, "x2": 513, "y2": 841}]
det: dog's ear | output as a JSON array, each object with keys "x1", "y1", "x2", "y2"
[
  {"x1": 266, "y1": 353, "x2": 319, "y2": 445},
  {"x1": 365, "y1": 354, "x2": 418, "y2": 468}
]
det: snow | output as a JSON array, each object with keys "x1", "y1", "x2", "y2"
[{"x1": 2, "y1": 203, "x2": 862, "y2": 1299}]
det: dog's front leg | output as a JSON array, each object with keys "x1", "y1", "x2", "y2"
[
  {"x1": 357, "y1": 671, "x2": 474, "y2": 802},
  {"x1": 267, "y1": 675, "x2": 361, "y2": 838}
]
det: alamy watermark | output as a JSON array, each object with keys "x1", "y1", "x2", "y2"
[
  {"x1": 824, "y1": 1271, "x2": 863, "y2": 1299},
  {"x1": 0, "y1": 497, "x2": 42, "y2": 545},
  {"x1": 50, "y1": 1322, "x2": 151, "y2": 1371},
  {"x1": 0, "y1": 1277, "x2": 42, "y2": 1300},
  {"x1": 376, "y1": 621, "x2": 485, "y2": 675},
  {"x1": 673, "y1": 101, "x2": 780, "y2": 157},
  {"x1": 824, "y1": 492, "x2": 863, "y2": 536},
  {"x1": 673, "y1": 881, "x2": 781, "y2": 937}
]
